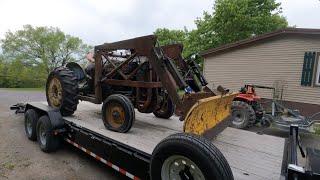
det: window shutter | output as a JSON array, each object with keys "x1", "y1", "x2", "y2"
[{"x1": 301, "y1": 52, "x2": 316, "y2": 86}]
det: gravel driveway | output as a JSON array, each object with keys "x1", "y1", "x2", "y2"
[{"x1": 0, "y1": 89, "x2": 127, "y2": 180}]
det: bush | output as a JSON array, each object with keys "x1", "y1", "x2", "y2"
[{"x1": 0, "y1": 59, "x2": 47, "y2": 88}]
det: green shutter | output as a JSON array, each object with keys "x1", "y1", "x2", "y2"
[{"x1": 301, "y1": 52, "x2": 316, "y2": 86}]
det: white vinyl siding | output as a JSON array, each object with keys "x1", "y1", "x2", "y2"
[{"x1": 203, "y1": 34, "x2": 320, "y2": 105}]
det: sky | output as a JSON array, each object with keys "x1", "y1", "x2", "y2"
[{"x1": 0, "y1": 0, "x2": 320, "y2": 45}]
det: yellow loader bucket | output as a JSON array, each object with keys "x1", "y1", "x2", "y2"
[{"x1": 183, "y1": 92, "x2": 239, "y2": 135}]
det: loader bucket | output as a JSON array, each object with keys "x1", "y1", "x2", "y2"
[{"x1": 183, "y1": 92, "x2": 239, "y2": 136}]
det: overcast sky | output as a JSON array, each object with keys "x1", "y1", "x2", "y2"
[{"x1": 0, "y1": 0, "x2": 320, "y2": 45}]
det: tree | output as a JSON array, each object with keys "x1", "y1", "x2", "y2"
[
  {"x1": 154, "y1": 28, "x2": 187, "y2": 46},
  {"x1": 195, "y1": 0, "x2": 288, "y2": 48},
  {"x1": 155, "y1": 0, "x2": 288, "y2": 59},
  {"x1": 155, "y1": 28, "x2": 203, "y2": 57},
  {"x1": 1, "y1": 25, "x2": 91, "y2": 73},
  {"x1": 0, "y1": 57, "x2": 47, "y2": 88}
]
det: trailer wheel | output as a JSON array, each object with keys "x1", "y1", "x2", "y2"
[
  {"x1": 36, "y1": 115, "x2": 60, "y2": 152},
  {"x1": 46, "y1": 67, "x2": 79, "y2": 116},
  {"x1": 231, "y1": 101, "x2": 255, "y2": 129},
  {"x1": 24, "y1": 109, "x2": 39, "y2": 141},
  {"x1": 150, "y1": 133, "x2": 233, "y2": 180},
  {"x1": 153, "y1": 97, "x2": 174, "y2": 119},
  {"x1": 102, "y1": 94, "x2": 135, "y2": 133}
]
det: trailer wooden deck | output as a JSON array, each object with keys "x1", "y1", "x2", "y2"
[{"x1": 63, "y1": 102, "x2": 285, "y2": 180}]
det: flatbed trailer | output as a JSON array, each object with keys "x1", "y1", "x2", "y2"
[{"x1": 11, "y1": 102, "x2": 320, "y2": 180}]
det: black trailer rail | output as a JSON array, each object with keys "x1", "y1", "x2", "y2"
[
  {"x1": 283, "y1": 125, "x2": 320, "y2": 180},
  {"x1": 64, "y1": 120, "x2": 151, "y2": 179}
]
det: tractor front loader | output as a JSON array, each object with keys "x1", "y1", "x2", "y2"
[{"x1": 46, "y1": 35, "x2": 238, "y2": 135}]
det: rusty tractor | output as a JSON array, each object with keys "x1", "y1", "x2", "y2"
[{"x1": 46, "y1": 35, "x2": 237, "y2": 134}]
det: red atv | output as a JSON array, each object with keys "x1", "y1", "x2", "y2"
[{"x1": 231, "y1": 84, "x2": 268, "y2": 129}]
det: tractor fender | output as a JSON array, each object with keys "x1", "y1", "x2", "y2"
[
  {"x1": 233, "y1": 94, "x2": 260, "y2": 103},
  {"x1": 66, "y1": 62, "x2": 86, "y2": 81}
]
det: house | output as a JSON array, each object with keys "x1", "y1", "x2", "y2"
[{"x1": 200, "y1": 28, "x2": 320, "y2": 116}]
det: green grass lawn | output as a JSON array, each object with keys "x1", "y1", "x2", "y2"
[{"x1": 0, "y1": 88, "x2": 45, "y2": 92}]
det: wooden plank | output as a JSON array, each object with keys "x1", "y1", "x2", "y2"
[{"x1": 61, "y1": 102, "x2": 284, "y2": 180}]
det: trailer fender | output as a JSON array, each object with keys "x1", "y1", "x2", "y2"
[{"x1": 25, "y1": 103, "x2": 64, "y2": 130}]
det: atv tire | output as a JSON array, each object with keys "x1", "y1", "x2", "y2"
[
  {"x1": 231, "y1": 101, "x2": 256, "y2": 129},
  {"x1": 46, "y1": 67, "x2": 79, "y2": 116}
]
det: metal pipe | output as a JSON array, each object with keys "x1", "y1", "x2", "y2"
[{"x1": 289, "y1": 125, "x2": 298, "y2": 165}]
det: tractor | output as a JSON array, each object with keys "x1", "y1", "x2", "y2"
[
  {"x1": 231, "y1": 84, "x2": 320, "y2": 132},
  {"x1": 46, "y1": 35, "x2": 237, "y2": 134},
  {"x1": 230, "y1": 84, "x2": 266, "y2": 129}
]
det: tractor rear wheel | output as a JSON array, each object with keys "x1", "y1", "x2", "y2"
[
  {"x1": 46, "y1": 67, "x2": 79, "y2": 116},
  {"x1": 102, "y1": 94, "x2": 135, "y2": 133},
  {"x1": 231, "y1": 101, "x2": 256, "y2": 129}
]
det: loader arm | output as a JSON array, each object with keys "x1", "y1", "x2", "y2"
[{"x1": 148, "y1": 42, "x2": 238, "y2": 136}]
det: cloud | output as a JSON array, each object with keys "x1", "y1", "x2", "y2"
[
  {"x1": 278, "y1": 0, "x2": 320, "y2": 28},
  {"x1": 1, "y1": 0, "x2": 320, "y2": 46},
  {"x1": 0, "y1": 0, "x2": 213, "y2": 45}
]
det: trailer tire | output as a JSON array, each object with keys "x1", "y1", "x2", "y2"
[
  {"x1": 231, "y1": 101, "x2": 255, "y2": 129},
  {"x1": 150, "y1": 133, "x2": 233, "y2": 180},
  {"x1": 46, "y1": 67, "x2": 79, "y2": 116},
  {"x1": 153, "y1": 97, "x2": 174, "y2": 119},
  {"x1": 102, "y1": 94, "x2": 135, "y2": 133},
  {"x1": 24, "y1": 109, "x2": 39, "y2": 141},
  {"x1": 36, "y1": 115, "x2": 60, "y2": 152}
]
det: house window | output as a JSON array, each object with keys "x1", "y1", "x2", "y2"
[
  {"x1": 315, "y1": 54, "x2": 320, "y2": 86},
  {"x1": 301, "y1": 52, "x2": 316, "y2": 86}
]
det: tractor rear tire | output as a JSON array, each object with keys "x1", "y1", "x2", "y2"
[
  {"x1": 46, "y1": 67, "x2": 79, "y2": 116},
  {"x1": 231, "y1": 101, "x2": 256, "y2": 129},
  {"x1": 102, "y1": 94, "x2": 135, "y2": 133},
  {"x1": 153, "y1": 97, "x2": 174, "y2": 119},
  {"x1": 150, "y1": 133, "x2": 233, "y2": 180}
]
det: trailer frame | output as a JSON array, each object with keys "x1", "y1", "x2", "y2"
[{"x1": 11, "y1": 102, "x2": 320, "y2": 180}]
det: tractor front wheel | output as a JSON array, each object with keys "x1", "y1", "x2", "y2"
[{"x1": 102, "y1": 94, "x2": 135, "y2": 133}]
